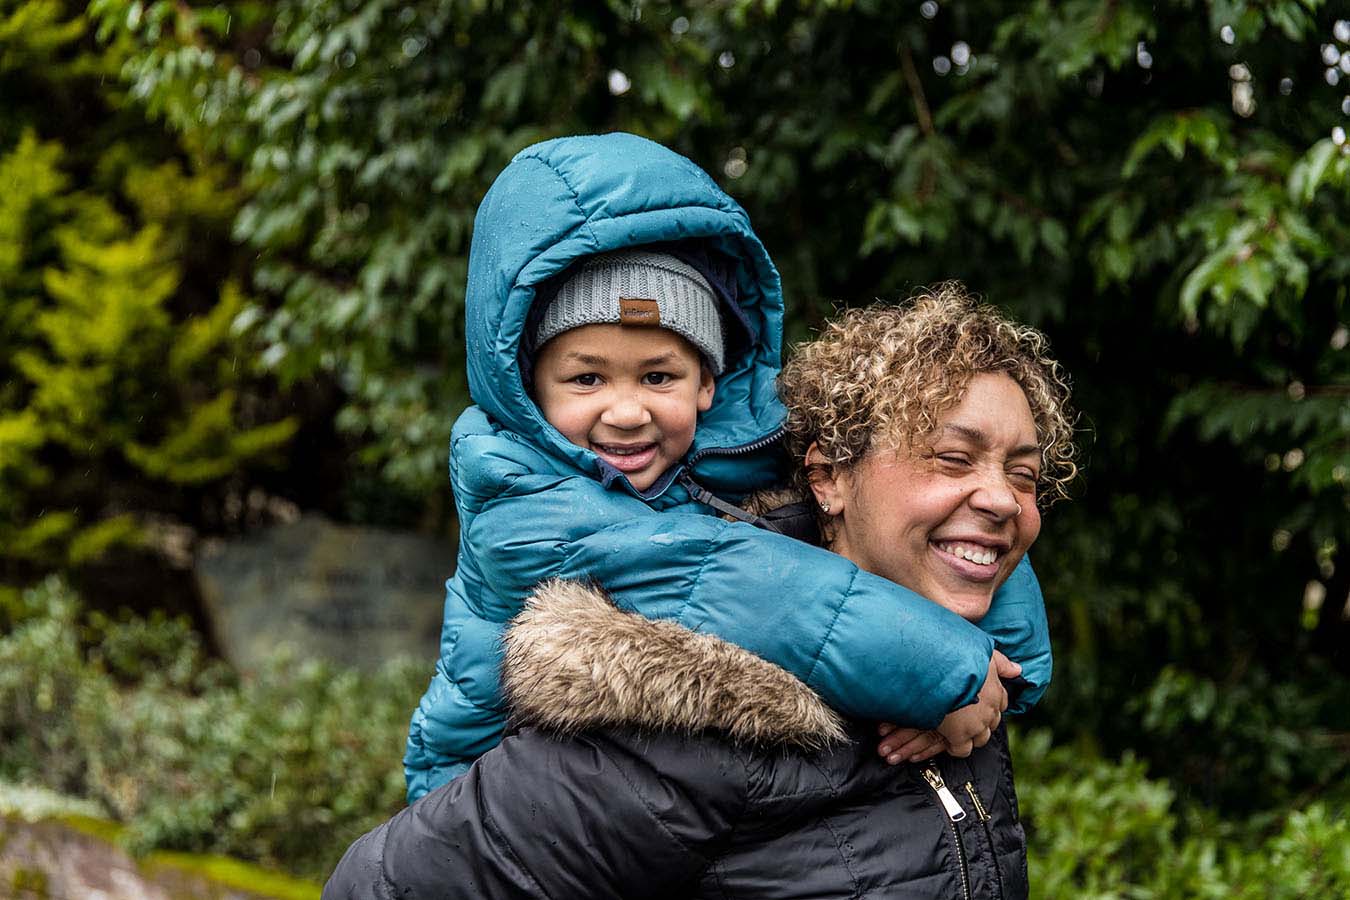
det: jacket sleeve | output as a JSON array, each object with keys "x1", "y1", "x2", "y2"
[
  {"x1": 557, "y1": 511, "x2": 997, "y2": 728},
  {"x1": 329, "y1": 729, "x2": 746, "y2": 900},
  {"x1": 458, "y1": 458, "x2": 998, "y2": 729},
  {"x1": 977, "y1": 553, "x2": 1051, "y2": 714}
]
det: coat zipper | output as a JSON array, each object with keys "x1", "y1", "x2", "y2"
[
  {"x1": 678, "y1": 427, "x2": 787, "y2": 524},
  {"x1": 922, "y1": 765, "x2": 971, "y2": 900},
  {"x1": 685, "y1": 426, "x2": 786, "y2": 466},
  {"x1": 966, "y1": 780, "x2": 1007, "y2": 898}
]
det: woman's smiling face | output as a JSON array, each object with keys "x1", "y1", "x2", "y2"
[{"x1": 815, "y1": 372, "x2": 1042, "y2": 622}]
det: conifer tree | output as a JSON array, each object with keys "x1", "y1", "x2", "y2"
[{"x1": 0, "y1": 1, "x2": 295, "y2": 575}]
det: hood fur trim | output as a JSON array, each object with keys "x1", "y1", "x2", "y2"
[{"x1": 502, "y1": 580, "x2": 846, "y2": 749}]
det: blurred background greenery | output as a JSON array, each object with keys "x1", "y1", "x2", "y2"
[{"x1": 1, "y1": 0, "x2": 1347, "y2": 894}]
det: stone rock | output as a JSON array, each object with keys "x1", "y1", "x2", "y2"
[
  {"x1": 0, "y1": 814, "x2": 318, "y2": 900},
  {"x1": 196, "y1": 515, "x2": 450, "y2": 673}
]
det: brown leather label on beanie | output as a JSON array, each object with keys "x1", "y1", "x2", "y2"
[{"x1": 619, "y1": 297, "x2": 661, "y2": 326}]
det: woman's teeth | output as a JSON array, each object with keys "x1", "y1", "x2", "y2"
[{"x1": 936, "y1": 542, "x2": 1000, "y2": 566}]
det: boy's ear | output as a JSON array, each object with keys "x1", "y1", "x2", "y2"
[
  {"x1": 697, "y1": 365, "x2": 715, "y2": 413},
  {"x1": 805, "y1": 442, "x2": 844, "y2": 516}
]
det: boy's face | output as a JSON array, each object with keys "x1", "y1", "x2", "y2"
[{"x1": 534, "y1": 324, "x2": 716, "y2": 491}]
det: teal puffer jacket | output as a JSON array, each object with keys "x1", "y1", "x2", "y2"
[{"x1": 403, "y1": 133, "x2": 1051, "y2": 802}]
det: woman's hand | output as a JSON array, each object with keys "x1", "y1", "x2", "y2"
[
  {"x1": 877, "y1": 651, "x2": 1022, "y2": 764},
  {"x1": 876, "y1": 722, "x2": 947, "y2": 764}
]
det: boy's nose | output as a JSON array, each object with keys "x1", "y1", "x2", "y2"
[{"x1": 601, "y1": 395, "x2": 652, "y2": 430}]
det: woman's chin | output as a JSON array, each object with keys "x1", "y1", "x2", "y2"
[
  {"x1": 915, "y1": 573, "x2": 995, "y2": 621},
  {"x1": 919, "y1": 547, "x2": 1001, "y2": 620},
  {"x1": 937, "y1": 591, "x2": 994, "y2": 623}
]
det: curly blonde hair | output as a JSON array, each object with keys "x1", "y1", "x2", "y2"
[{"x1": 779, "y1": 283, "x2": 1078, "y2": 506}]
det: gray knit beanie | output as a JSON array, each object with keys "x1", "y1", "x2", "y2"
[{"x1": 533, "y1": 250, "x2": 725, "y2": 374}]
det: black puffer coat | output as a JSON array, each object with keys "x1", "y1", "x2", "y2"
[{"x1": 325, "y1": 581, "x2": 1028, "y2": 899}]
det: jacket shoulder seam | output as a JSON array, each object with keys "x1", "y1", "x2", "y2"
[
  {"x1": 370, "y1": 825, "x2": 401, "y2": 900},
  {"x1": 817, "y1": 815, "x2": 864, "y2": 897},
  {"x1": 803, "y1": 567, "x2": 859, "y2": 692},
  {"x1": 480, "y1": 793, "x2": 558, "y2": 900},
  {"x1": 707, "y1": 749, "x2": 756, "y2": 896},
  {"x1": 593, "y1": 736, "x2": 733, "y2": 866},
  {"x1": 751, "y1": 783, "x2": 837, "y2": 804}
]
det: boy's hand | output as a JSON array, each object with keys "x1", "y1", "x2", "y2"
[
  {"x1": 877, "y1": 651, "x2": 1022, "y2": 764},
  {"x1": 937, "y1": 651, "x2": 1020, "y2": 757}
]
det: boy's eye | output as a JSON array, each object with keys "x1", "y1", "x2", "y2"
[
  {"x1": 642, "y1": 372, "x2": 674, "y2": 386},
  {"x1": 571, "y1": 373, "x2": 601, "y2": 387}
]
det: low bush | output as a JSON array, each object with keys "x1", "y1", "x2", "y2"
[
  {"x1": 0, "y1": 577, "x2": 423, "y2": 879},
  {"x1": 1014, "y1": 729, "x2": 1350, "y2": 898}
]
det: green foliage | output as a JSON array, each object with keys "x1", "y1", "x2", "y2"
[
  {"x1": 0, "y1": 0, "x2": 297, "y2": 574},
  {"x1": 1018, "y1": 730, "x2": 1181, "y2": 895},
  {"x1": 1014, "y1": 728, "x2": 1350, "y2": 898},
  {"x1": 0, "y1": 0, "x2": 85, "y2": 73},
  {"x1": 0, "y1": 577, "x2": 90, "y2": 795},
  {"x1": 83, "y1": 0, "x2": 1349, "y2": 522},
  {"x1": 0, "y1": 578, "x2": 420, "y2": 879}
]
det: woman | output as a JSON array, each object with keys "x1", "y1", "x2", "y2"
[{"x1": 324, "y1": 285, "x2": 1077, "y2": 900}]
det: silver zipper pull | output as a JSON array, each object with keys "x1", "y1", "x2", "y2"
[{"x1": 921, "y1": 765, "x2": 967, "y2": 821}]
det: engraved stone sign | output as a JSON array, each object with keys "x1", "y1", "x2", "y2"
[{"x1": 196, "y1": 515, "x2": 451, "y2": 672}]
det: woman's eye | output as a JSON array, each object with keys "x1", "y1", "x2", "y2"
[
  {"x1": 1009, "y1": 469, "x2": 1038, "y2": 487},
  {"x1": 937, "y1": 453, "x2": 971, "y2": 466}
]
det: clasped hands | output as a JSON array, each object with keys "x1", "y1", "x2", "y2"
[{"x1": 876, "y1": 651, "x2": 1020, "y2": 765}]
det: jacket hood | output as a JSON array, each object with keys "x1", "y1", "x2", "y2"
[
  {"x1": 464, "y1": 133, "x2": 787, "y2": 495},
  {"x1": 502, "y1": 580, "x2": 846, "y2": 749}
]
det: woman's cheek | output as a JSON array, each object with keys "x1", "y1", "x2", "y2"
[{"x1": 1018, "y1": 502, "x2": 1042, "y2": 547}]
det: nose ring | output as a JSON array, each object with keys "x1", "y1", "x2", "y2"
[{"x1": 1014, "y1": 503, "x2": 1022, "y2": 516}]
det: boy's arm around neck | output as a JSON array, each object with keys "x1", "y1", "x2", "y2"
[
  {"x1": 554, "y1": 510, "x2": 996, "y2": 728},
  {"x1": 977, "y1": 554, "x2": 1051, "y2": 714},
  {"x1": 737, "y1": 488, "x2": 1053, "y2": 716}
]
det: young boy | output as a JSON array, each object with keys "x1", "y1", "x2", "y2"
[{"x1": 403, "y1": 133, "x2": 1051, "y2": 802}]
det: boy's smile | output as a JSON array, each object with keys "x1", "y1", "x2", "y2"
[{"x1": 533, "y1": 324, "x2": 716, "y2": 491}]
